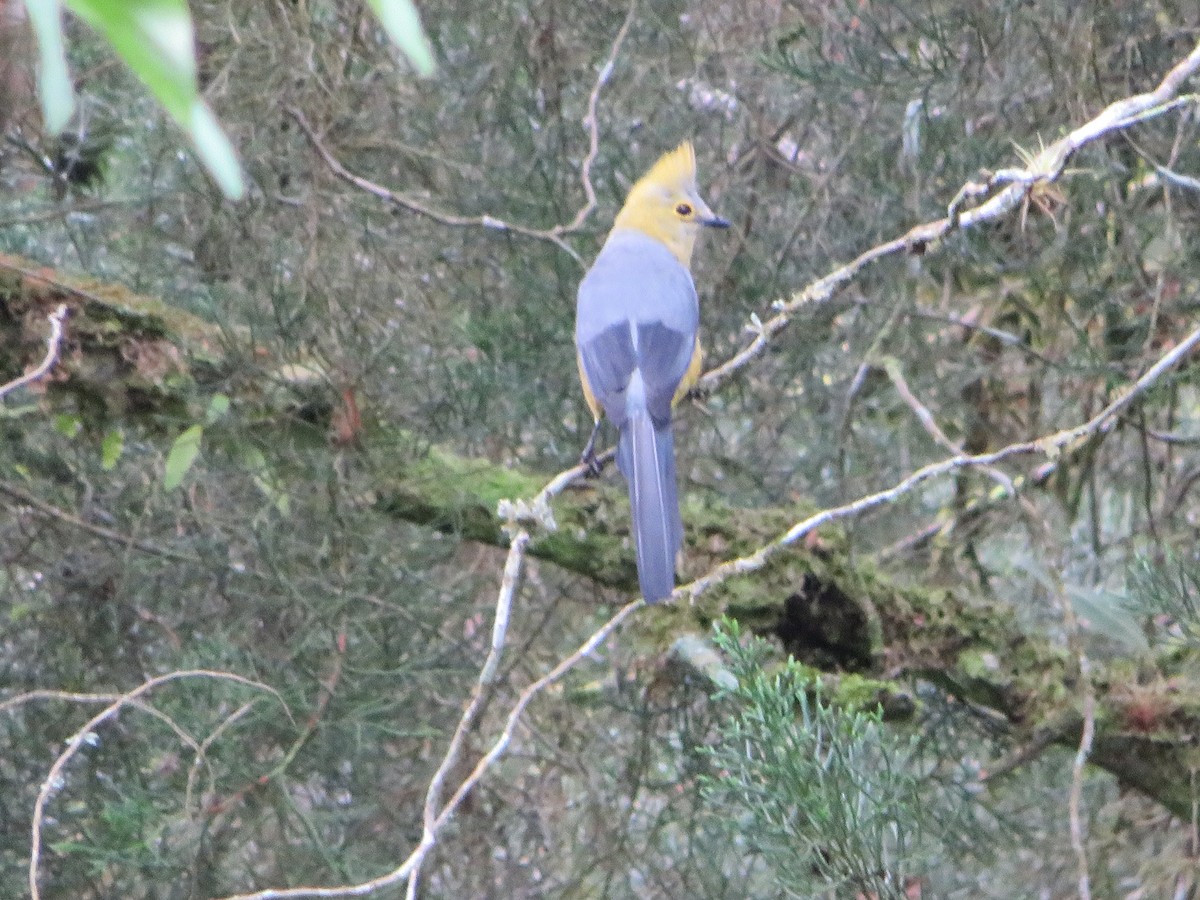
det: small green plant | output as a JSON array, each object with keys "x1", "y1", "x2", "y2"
[
  {"x1": 700, "y1": 619, "x2": 925, "y2": 900},
  {"x1": 1127, "y1": 552, "x2": 1200, "y2": 648}
]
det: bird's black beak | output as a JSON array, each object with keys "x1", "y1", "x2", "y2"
[{"x1": 702, "y1": 214, "x2": 731, "y2": 229}]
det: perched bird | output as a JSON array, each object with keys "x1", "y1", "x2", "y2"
[{"x1": 575, "y1": 142, "x2": 729, "y2": 602}]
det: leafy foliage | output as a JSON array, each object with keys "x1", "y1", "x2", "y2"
[
  {"x1": 700, "y1": 620, "x2": 925, "y2": 899},
  {"x1": 1128, "y1": 551, "x2": 1200, "y2": 648}
]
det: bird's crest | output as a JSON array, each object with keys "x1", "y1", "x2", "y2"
[
  {"x1": 635, "y1": 142, "x2": 697, "y2": 192},
  {"x1": 610, "y1": 140, "x2": 716, "y2": 267}
]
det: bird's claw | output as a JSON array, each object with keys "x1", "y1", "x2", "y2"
[{"x1": 579, "y1": 421, "x2": 603, "y2": 477}]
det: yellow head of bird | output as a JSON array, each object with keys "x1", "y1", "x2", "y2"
[{"x1": 610, "y1": 142, "x2": 729, "y2": 267}]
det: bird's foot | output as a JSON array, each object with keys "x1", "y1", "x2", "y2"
[{"x1": 579, "y1": 421, "x2": 603, "y2": 477}]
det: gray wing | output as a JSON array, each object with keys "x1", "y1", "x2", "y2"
[{"x1": 575, "y1": 232, "x2": 699, "y2": 426}]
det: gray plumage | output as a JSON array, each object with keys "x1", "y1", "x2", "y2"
[{"x1": 576, "y1": 230, "x2": 698, "y2": 602}]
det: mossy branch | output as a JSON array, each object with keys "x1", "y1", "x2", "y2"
[{"x1": 3, "y1": 251, "x2": 1197, "y2": 824}]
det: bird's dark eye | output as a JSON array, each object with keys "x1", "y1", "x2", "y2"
[{"x1": 675, "y1": 203, "x2": 693, "y2": 216}]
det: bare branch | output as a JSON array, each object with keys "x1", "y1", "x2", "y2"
[
  {"x1": 0, "y1": 479, "x2": 201, "y2": 564},
  {"x1": 289, "y1": 0, "x2": 638, "y2": 270},
  {"x1": 883, "y1": 357, "x2": 1015, "y2": 496},
  {"x1": 696, "y1": 44, "x2": 1200, "y2": 394},
  {"x1": 287, "y1": 106, "x2": 581, "y2": 263},
  {"x1": 27, "y1": 671, "x2": 289, "y2": 900},
  {"x1": 683, "y1": 321, "x2": 1200, "y2": 603},
  {"x1": 882, "y1": 357, "x2": 961, "y2": 454},
  {"x1": 1070, "y1": 655, "x2": 1096, "y2": 900},
  {"x1": 981, "y1": 714, "x2": 1074, "y2": 783},
  {"x1": 561, "y1": 0, "x2": 636, "y2": 233},
  {"x1": 0, "y1": 303, "x2": 67, "y2": 400}
]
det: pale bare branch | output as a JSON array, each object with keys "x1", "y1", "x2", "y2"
[
  {"x1": 561, "y1": 0, "x2": 637, "y2": 233},
  {"x1": 407, "y1": 529, "x2": 529, "y2": 898},
  {"x1": 27, "y1": 671, "x2": 289, "y2": 900},
  {"x1": 683, "y1": 322, "x2": 1200, "y2": 603},
  {"x1": 0, "y1": 303, "x2": 67, "y2": 400},
  {"x1": 697, "y1": 44, "x2": 1200, "y2": 394},
  {"x1": 287, "y1": 105, "x2": 581, "y2": 262},
  {"x1": 1070, "y1": 654, "x2": 1096, "y2": 900},
  {"x1": 289, "y1": 0, "x2": 638, "y2": 269},
  {"x1": 882, "y1": 357, "x2": 1015, "y2": 496}
]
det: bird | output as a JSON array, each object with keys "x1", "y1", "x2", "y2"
[{"x1": 575, "y1": 141, "x2": 729, "y2": 602}]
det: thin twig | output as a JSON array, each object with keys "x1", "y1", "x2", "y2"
[
  {"x1": 1069, "y1": 655, "x2": 1096, "y2": 900},
  {"x1": 696, "y1": 49, "x2": 1200, "y2": 394},
  {"x1": 0, "y1": 304, "x2": 68, "y2": 400},
  {"x1": 906, "y1": 304, "x2": 1062, "y2": 369},
  {"x1": 882, "y1": 357, "x2": 961, "y2": 451},
  {"x1": 0, "y1": 194, "x2": 177, "y2": 229},
  {"x1": 0, "y1": 480, "x2": 200, "y2": 564},
  {"x1": 288, "y1": 106, "x2": 578, "y2": 263},
  {"x1": 980, "y1": 713, "x2": 1075, "y2": 783},
  {"x1": 186, "y1": 701, "x2": 259, "y2": 816},
  {"x1": 0, "y1": 690, "x2": 206, "y2": 757},
  {"x1": 289, "y1": 0, "x2": 638, "y2": 270},
  {"x1": 561, "y1": 0, "x2": 636, "y2": 233},
  {"x1": 883, "y1": 357, "x2": 1015, "y2": 496},
  {"x1": 28, "y1": 671, "x2": 288, "y2": 900}
]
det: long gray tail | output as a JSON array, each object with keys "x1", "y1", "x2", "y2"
[{"x1": 617, "y1": 409, "x2": 681, "y2": 603}]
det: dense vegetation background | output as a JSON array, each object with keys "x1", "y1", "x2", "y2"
[{"x1": 3, "y1": 1, "x2": 1200, "y2": 897}]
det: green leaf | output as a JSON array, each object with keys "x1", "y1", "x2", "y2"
[
  {"x1": 101, "y1": 428, "x2": 124, "y2": 470},
  {"x1": 23, "y1": 0, "x2": 75, "y2": 131},
  {"x1": 186, "y1": 100, "x2": 244, "y2": 199},
  {"x1": 163, "y1": 424, "x2": 203, "y2": 490},
  {"x1": 205, "y1": 392, "x2": 230, "y2": 425},
  {"x1": 54, "y1": 413, "x2": 81, "y2": 438},
  {"x1": 67, "y1": 0, "x2": 195, "y2": 117},
  {"x1": 365, "y1": 0, "x2": 436, "y2": 76},
  {"x1": 64, "y1": 0, "x2": 245, "y2": 198},
  {"x1": 238, "y1": 445, "x2": 267, "y2": 472},
  {"x1": 253, "y1": 473, "x2": 291, "y2": 516}
]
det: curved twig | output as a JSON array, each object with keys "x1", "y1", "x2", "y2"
[
  {"x1": 289, "y1": 0, "x2": 639, "y2": 269},
  {"x1": 0, "y1": 303, "x2": 68, "y2": 400},
  {"x1": 28, "y1": 671, "x2": 288, "y2": 900}
]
